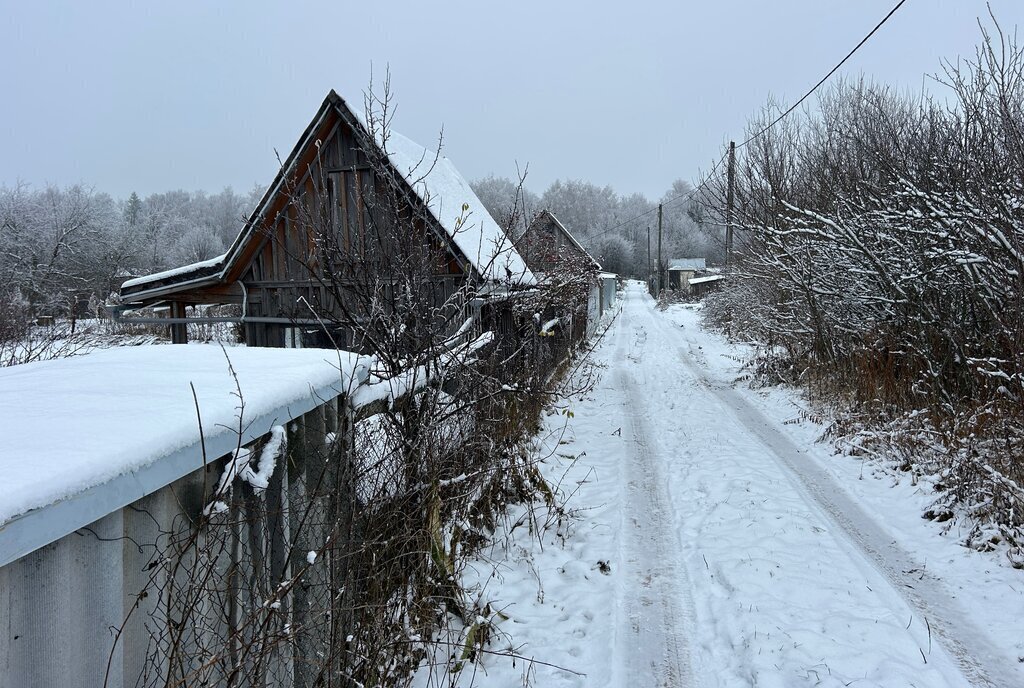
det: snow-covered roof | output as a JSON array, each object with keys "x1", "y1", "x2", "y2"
[
  {"x1": 0, "y1": 345, "x2": 366, "y2": 566},
  {"x1": 121, "y1": 253, "x2": 226, "y2": 290},
  {"x1": 384, "y1": 131, "x2": 534, "y2": 285},
  {"x1": 668, "y1": 258, "x2": 706, "y2": 271},
  {"x1": 688, "y1": 274, "x2": 724, "y2": 285},
  {"x1": 598, "y1": 272, "x2": 618, "y2": 279},
  {"x1": 121, "y1": 91, "x2": 532, "y2": 299}
]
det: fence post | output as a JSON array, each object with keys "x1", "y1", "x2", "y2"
[{"x1": 288, "y1": 406, "x2": 330, "y2": 687}]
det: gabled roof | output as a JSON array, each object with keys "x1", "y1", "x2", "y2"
[
  {"x1": 121, "y1": 90, "x2": 532, "y2": 303},
  {"x1": 383, "y1": 130, "x2": 531, "y2": 283},
  {"x1": 668, "y1": 258, "x2": 706, "y2": 271},
  {"x1": 521, "y1": 209, "x2": 602, "y2": 272}
]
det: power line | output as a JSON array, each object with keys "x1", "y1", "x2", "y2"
[
  {"x1": 582, "y1": 0, "x2": 910, "y2": 244},
  {"x1": 737, "y1": 0, "x2": 908, "y2": 150}
]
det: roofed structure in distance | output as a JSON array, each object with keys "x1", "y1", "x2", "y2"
[
  {"x1": 668, "y1": 258, "x2": 706, "y2": 271},
  {"x1": 518, "y1": 209, "x2": 602, "y2": 275}
]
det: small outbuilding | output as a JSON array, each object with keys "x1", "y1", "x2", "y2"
[
  {"x1": 667, "y1": 258, "x2": 707, "y2": 292},
  {"x1": 598, "y1": 272, "x2": 618, "y2": 314},
  {"x1": 687, "y1": 273, "x2": 725, "y2": 297}
]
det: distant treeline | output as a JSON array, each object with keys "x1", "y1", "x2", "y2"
[
  {"x1": 0, "y1": 184, "x2": 262, "y2": 316},
  {"x1": 471, "y1": 176, "x2": 720, "y2": 277},
  {"x1": 0, "y1": 171, "x2": 718, "y2": 321}
]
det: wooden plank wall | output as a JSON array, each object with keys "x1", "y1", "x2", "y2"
[{"x1": 230, "y1": 117, "x2": 474, "y2": 349}]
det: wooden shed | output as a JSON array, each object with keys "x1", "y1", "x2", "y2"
[
  {"x1": 518, "y1": 210, "x2": 604, "y2": 336},
  {"x1": 667, "y1": 258, "x2": 706, "y2": 292},
  {"x1": 118, "y1": 90, "x2": 533, "y2": 350},
  {"x1": 688, "y1": 273, "x2": 725, "y2": 297},
  {"x1": 518, "y1": 210, "x2": 601, "y2": 275}
]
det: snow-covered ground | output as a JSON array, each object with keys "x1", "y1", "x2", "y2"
[{"x1": 435, "y1": 280, "x2": 1024, "y2": 687}]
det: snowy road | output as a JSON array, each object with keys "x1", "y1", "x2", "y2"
[
  {"x1": 627, "y1": 283, "x2": 1019, "y2": 688},
  {"x1": 666, "y1": 310, "x2": 1018, "y2": 688},
  {"x1": 447, "y1": 281, "x2": 1024, "y2": 688},
  {"x1": 610, "y1": 356, "x2": 696, "y2": 687}
]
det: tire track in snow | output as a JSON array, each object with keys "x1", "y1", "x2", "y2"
[
  {"x1": 608, "y1": 319, "x2": 697, "y2": 688},
  {"x1": 656, "y1": 306, "x2": 1021, "y2": 688}
]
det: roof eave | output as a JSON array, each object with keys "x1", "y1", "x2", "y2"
[
  {"x1": 120, "y1": 274, "x2": 223, "y2": 305},
  {"x1": 218, "y1": 94, "x2": 344, "y2": 281}
]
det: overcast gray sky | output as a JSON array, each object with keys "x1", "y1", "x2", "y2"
[{"x1": 2, "y1": 1, "x2": 1022, "y2": 202}]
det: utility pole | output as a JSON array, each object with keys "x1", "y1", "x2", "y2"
[
  {"x1": 647, "y1": 226, "x2": 652, "y2": 292},
  {"x1": 657, "y1": 204, "x2": 663, "y2": 296},
  {"x1": 726, "y1": 140, "x2": 736, "y2": 266}
]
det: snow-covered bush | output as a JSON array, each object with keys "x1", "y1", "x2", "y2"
[{"x1": 701, "y1": 17, "x2": 1024, "y2": 550}]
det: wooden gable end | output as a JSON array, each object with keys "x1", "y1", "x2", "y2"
[
  {"x1": 221, "y1": 98, "x2": 475, "y2": 327},
  {"x1": 520, "y1": 212, "x2": 598, "y2": 274},
  {"x1": 227, "y1": 108, "x2": 363, "y2": 286},
  {"x1": 119, "y1": 91, "x2": 494, "y2": 349}
]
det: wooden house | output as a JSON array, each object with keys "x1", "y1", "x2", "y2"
[
  {"x1": 517, "y1": 210, "x2": 614, "y2": 336},
  {"x1": 118, "y1": 90, "x2": 533, "y2": 350},
  {"x1": 518, "y1": 209, "x2": 602, "y2": 275}
]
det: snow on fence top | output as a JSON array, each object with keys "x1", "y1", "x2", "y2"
[{"x1": 0, "y1": 345, "x2": 365, "y2": 565}]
